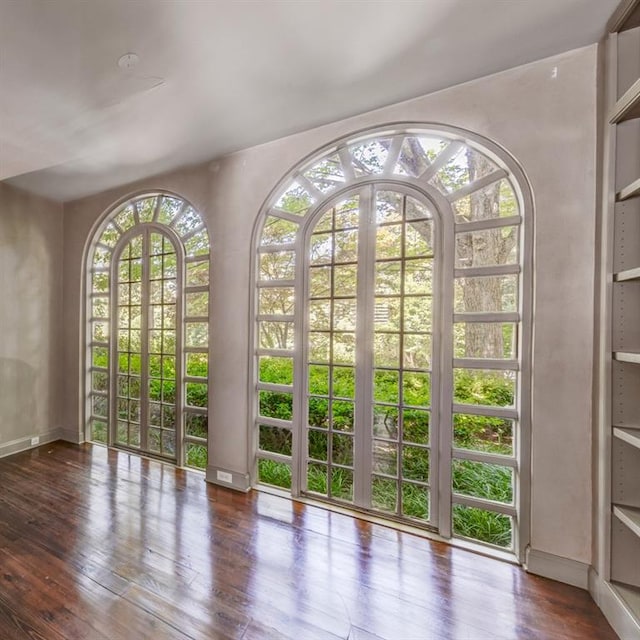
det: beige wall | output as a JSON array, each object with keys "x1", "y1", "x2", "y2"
[
  {"x1": 62, "y1": 45, "x2": 599, "y2": 566},
  {"x1": 0, "y1": 183, "x2": 64, "y2": 454}
]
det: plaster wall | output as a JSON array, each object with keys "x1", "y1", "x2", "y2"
[
  {"x1": 0, "y1": 183, "x2": 64, "y2": 453},
  {"x1": 62, "y1": 45, "x2": 599, "y2": 566}
]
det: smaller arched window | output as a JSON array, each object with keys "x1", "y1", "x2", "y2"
[{"x1": 85, "y1": 193, "x2": 210, "y2": 470}]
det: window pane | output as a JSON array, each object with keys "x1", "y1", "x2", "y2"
[
  {"x1": 453, "y1": 369, "x2": 516, "y2": 408},
  {"x1": 453, "y1": 414, "x2": 513, "y2": 456},
  {"x1": 454, "y1": 322, "x2": 517, "y2": 359},
  {"x1": 259, "y1": 425, "x2": 292, "y2": 456},
  {"x1": 258, "y1": 459, "x2": 292, "y2": 489},
  {"x1": 259, "y1": 391, "x2": 293, "y2": 420},
  {"x1": 455, "y1": 226, "x2": 518, "y2": 268},
  {"x1": 186, "y1": 443, "x2": 208, "y2": 469},
  {"x1": 452, "y1": 459, "x2": 513, "y2": 504},
  {"x1": 259, "y1": 251, "x2": 295, "y2": 280},
  {"x1": 259, "y1": 287, "x2": 294, "y2": 316},
  {"x1": 452, "y1": 504, "x2": 513, "y2": 549},
  {"x1": 260, "y1": 356, "x2": 293, "y2": 386},
  {"x1": 454, "y1": 275, "x2": 518, "y2": 313}
]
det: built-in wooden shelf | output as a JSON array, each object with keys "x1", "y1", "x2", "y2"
[
  {"x1": 614, "y1": 351, "x2": 640, "y2": 364},
  {"x1": 614, "y1": 505, "x2": 640, "y2": 539},
  {"x1": 614, "y1": 426, "x2": 640, "y2": 451},
  {"x1": 615, "y1": 266, "x2": 640, "y2": 281},
  {"x1": 610, "y1": 78, "x2": 640, "y2": 124},
  {"x1": 618, "y1": 177, "x2": 640, "y2": 202}
]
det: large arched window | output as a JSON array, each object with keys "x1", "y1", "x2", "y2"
[
  {"x1": 251, "y1": 124, "x2": 532, "y2": 560},
  {"x1": 85, "y1": 192, "x2": 210, "y2": 470}
]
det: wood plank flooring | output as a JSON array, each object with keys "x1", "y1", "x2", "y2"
[{"x1": 0, "y1": 442, "x2": 616, "y2": 640}]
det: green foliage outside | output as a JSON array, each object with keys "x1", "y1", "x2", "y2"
[{"x1": 258, "y1": 357, "x2": 515, "y2": 548}]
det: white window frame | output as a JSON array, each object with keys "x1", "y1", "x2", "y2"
[{"x1": 249, "y1": 123, "x2": 533, "y2": 561}]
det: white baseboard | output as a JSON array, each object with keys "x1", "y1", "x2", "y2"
[
  {"x1": 590, "y1": 569, "x2": 640, "y2": 640},
  {"x1": 524, "y1": 547, "x2": 590, "y2": 589},
  {"x1": 206, "y1": 464, "x2": 251, "y2": 492},
  {"x1": 0, "y1": 428, "x2": 63, "y2": 459}
]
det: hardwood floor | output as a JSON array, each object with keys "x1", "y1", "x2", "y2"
[{"x1": 0, "y1": 442, "x2": 616, "y2": 640}]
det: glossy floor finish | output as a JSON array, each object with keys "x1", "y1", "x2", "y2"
[{"x1": 0, "y1": 442, "x2": 616, "y2": 640}]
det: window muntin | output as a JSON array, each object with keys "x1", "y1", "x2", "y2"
[
  {"x1": 253, "y1": 125, "x2": 530, "y2": 556},
  {"x1": 85, "y1": 193, "x2": 210, "y2": 470}
]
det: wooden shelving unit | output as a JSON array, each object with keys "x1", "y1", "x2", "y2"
[{"x1": 596, "y1": 1, "x2": 640, "y2": 637}]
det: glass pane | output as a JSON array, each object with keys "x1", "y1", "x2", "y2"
[
  {"x1": 372, "y1": 440, "x2": 397, "y2": 476},
  {"x1": 309, "y1": 267, "x2": 331, "y2": 298},
  {"x1": 403, "y1": 409, "x2": 429, "y2": 444},
  {"x1": 452, "y1": 459, "x2": 513, "y2": 503},
  {"x1": 308, "y1": 300, "x2": 331, "y2": 330},
  {"x1": 137, "y1": 197, "x2": 157, "y2": 223},
  {"x1": 333, "y1": 230, "x2": 358, "y2": 263},
  {"x1": 334, "y1": 197, "x2": 360, "y2": 229},
  {"x1": 453, "y1": 414, "x2": 514, "y2": 456},
  {"x1": 184, "y1": 229, "x2": 209, "y2": 257},
  {"x1": 310, "y1": 233, "x2": 333, "y2": 264},
  {"x1": 308, "y1": 365, "x2": 329, "y2": 395},
  {"x1": 274, "y1": 181, "x2": 315, "y2": 216},
  {"x1": 259, "y1": 321, "x2": 294, "y2": 350},
  {"x1": 259, "y1": 287, "x2": 294, "y2": 316},
  {"x1": 309, "y1": 332, "x2": 330, "y2": 363},
  {"x1": 350, "y1": 138, "x2": 391, "y2": 176},
  {"x1": 403, "y1": 333, "x2": 431, "y2": 370},
  {"x1": 261, "y1": 216, "x2": 298, "y2": 245},
  {"x1": 332, "y1": 332, "x2": 355, "y2": 365},
  {"x1": 333, "y1": 299, "x2": 357, "y2": 331},
  {"x1": 260, "y1": 356, "x2": 293, "y2": 386},
  {"x1": 394, "y1": 137, "x2": 436, "y2": 178},
  {"x1": 333, "y1": 264, "x2": 358, "y2": 297},
  {"x1": 174, "y1": 207, "x2": 203, "y2": 236},
  {"x1": 331, "y1": 468, "x2": 353, "y2": 502},
  {"x1": 259, "y1": 251, "x2": 295, "y2": 280},
  {"x1": 374, "y1": 297, "x2": 400, "y2": 331},
  {"x1": 259, "y1": 425, "x2": 292, "y2": 456},
  {"x1": 186, "y1": 382, "x2": 208, "y2": 408},
  {"x1": 375, "y1": 261, "x2": 401, "y2": 295},
  {"x1": 430, "y1": 146, "x2": 498, "y2": 195},
  {"x1": 455, "y1": 227, "x2": 518, "y2": 268},
  {"x1": 308, "y1": 430, "x2": 328, "y2": 461},
  {"x1": 259, "y1": 391, "x2": 293, "y2": 420},
  {"x1": 455, "y1": 322, "x2": 517, "y2": 359},
  {"x1": 332, "y1": 400, "x2": 354, "y2": 432},
  {"x1": 374, "y1": 369, "x2": 399, "y2": 404},
  {"x1": 453, "y1": 369, "x2": 516, "y2": 408},
  {"x1": 186, "y1": 353, "x2": 208, "y2": 378},
  {"x1": 375, "y1": 224, "x2": 402, "y2": 259},
  {"x1": 403, "y1": 372, "x2": 430, "y2": 407},
  {"x1": 185, "y1": 412, "x2": 208, "y2": 438},
  {"x1": 374, "y1": 333, "x2": 400, "y2": 368},
  {"x1": 404, "y1": 259, "x2": 432, "y2": 294},
  {"x1": 332, "y1": 434, "x2": 353, "y2": 466},
  {"x1": 402, "y1": 483, "x2": 429, "y2": 521},
  {"x1": 258, "y1": 459, "x2": 292, "y2": 489},
  {"x1": 453, "y1": 179, "x2": 519, "y2": 224},
  {"x1": 307, "y1": 462, "x2": 328, "y2": 494},
  {"x1": 372, "y1": 476, "x2": 397, "y2": 512},
  {"x1": 333, "y1": 367, "x2": 355, "y2": 399},
  {"x1": 158, "y1": 197, "x2": 183, "y2": 225},
  {"x1": 308, "y1": 397, "x2": 329, "y2": 429},
  {"x1": 185, "y1": 323, "x2": 208, "y2": 348},
  {"x1": 402, "y1": 445, "x2": 429, "y2": 482},
  {"x1": 373, "y1": 405, "x2": 399, "y2": 440},
  {"x1": 186, "y1": 260, "x2": 209, "y2": 287},
  {"x1": 405, "y1": 221, "x2": 433, "y2": 257},
  {"x1": 452, "y1": 504, "x2": 513, "y2": 549},
  {"x1": 302, "y1": 154, "x2": 345, "y2": 194},
  {"x1": 91, "y1": 419, "x2": 107, "y2": 443},
  {"x1": 186, "y1": 443, "x2": 208, "y2": 469},
  {"x1": 403, "y1": 297, "x2": 432, "y2": 332},
  {"x1": 454, "y1": 275, "x2": 518, "y2": 313}
]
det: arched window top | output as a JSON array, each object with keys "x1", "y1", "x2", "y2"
[
  {"x1": 90, "y1": 193, "x2": 210, "y2": 268},
  {"x1": 258, "y1": 124, "x2": 528, "y2": 248}
]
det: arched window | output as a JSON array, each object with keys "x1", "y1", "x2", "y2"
[
  {"x1": 251, "y1": 124, "x2": 532, "y2": 559},
  {"x1": 85, "y1": 193, "x2": 210, "y2": 470}
]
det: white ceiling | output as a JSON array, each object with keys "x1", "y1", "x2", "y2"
[{"x1": 0, "y1": 0, "x2": 617, "y2": 202}]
